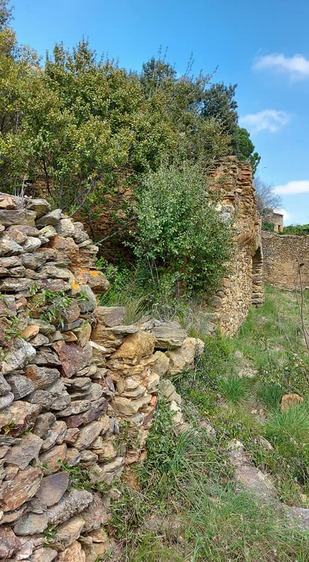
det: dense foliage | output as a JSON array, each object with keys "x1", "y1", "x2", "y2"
[
  {"x1": 281, "y1": 224, "x2": 309, "y2": 235},
  {"x1": 131, "y1": 163, "x2": 231, "y2": 297}
]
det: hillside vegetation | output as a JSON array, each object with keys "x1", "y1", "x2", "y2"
[{"x1": 108, "y1": 286, "x2": 309, "y2": 561}]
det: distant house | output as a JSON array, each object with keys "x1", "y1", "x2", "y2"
[{"x1": 266, "y1": 211, "x2": 284, "y2": 233}]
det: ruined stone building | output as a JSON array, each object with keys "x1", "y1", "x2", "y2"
[{"x1": 208, "y1": 157, "x2": 264, "y2": 335}]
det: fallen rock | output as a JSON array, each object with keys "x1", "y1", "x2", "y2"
[{"x1": 281, "y1": 393, "x2": 304, "y2": 412}]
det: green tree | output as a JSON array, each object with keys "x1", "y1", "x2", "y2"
[{"x1": 235, "y1": 127, "x2": 261, "y2": 175}]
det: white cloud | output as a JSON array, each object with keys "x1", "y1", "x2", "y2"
[
  {"x1": 273, "y1": 181, "x2": 309, "y2": 195},
  {"x1": 254, "y1": 53, "x2": 309, "y2": 80},
  {"x1": 239, "y1": 109, "x2": 290, "y2": 133}
]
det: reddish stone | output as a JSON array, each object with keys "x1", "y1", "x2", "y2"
[
  {"x1": 65, "y1": 398, "x2": 108, "y2": 428},
  {"x1": 53, "y1": 342, "x2": 92, "y2": 378}
]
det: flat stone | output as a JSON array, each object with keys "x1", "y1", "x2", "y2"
[
  {"x1": 30, "y1": 333, "x2": 50, "y2": 347},
  {"x1": 94, "y1": 306, "x2": 126, "y2": 327},
  {"x1": 81, "y1": 492, "x2": 110, "y2": 532},
  {"x1": 167, "y1": 337, "x2": 204, "y2": 376},
  {"x1": 39, "y1": 444, "x2": 67, "y2": 474},
  {"x1": 6, "y1": 224, "x2": 40, "y2": 237},
  {"x1": 64, "y1": 427, "x2": 79, "y2": 444},
  {"x1": 52, "y1": 521, "x2": 85, "y2": 553},
  {"x1": 41, "y1": 420, "x2": 67, "y2": 451},
  {"x1": 228, "y1": 440, "x2": 276, "y2": 500},
  {"x1": 36, "y1": 208, "x2": 62, "y2": 227},
  {"x1": 0, "y1": 526, "x2": 22, "y2": 559},
  {"x1": 57, "y1": 540, "x2": 86, "y2": 561},
  {"x1": 112, "y1": 395, "x2": 152, "y2": 416},
  {"x1": 0, "y1": 237, "x2": 24, "y2": 256},
  {"x1": 33, "y1": 349, "x2": 61, "y2": 366},
  {"x1": 0, "y1": 209, "x2": 36, "y2": 226},
  {"x1": 151, "y1": 321, "x2": 187, "y2": 349},
  {"x1": 6, "y1": 374, "x2": 35, "y2": 399},
  {"x1": 65, "y1": 397, "x2": 108, "y2": 428},
  {"x1": 14, "y1": 512, "x2": 48, "y2": 535},
  {"x1": 2, "y1": 466, "x2": 42, "y2": 511},
  {"x1": 1, "y1": 338, "x2": 36, "y2": 375},
  {"x1": 35, "y1": 471, "x2": 70, "y2": 507},
  {"x1": 56, "y1": 218, "x2": 75, "y2": 237},
  {"x1": 0, "y1": 255, "x2": 21, "y2": 268},
  {"x1": 4, "y1": 226, "x2": 27, "y2": 244},
  {"x1": 24, "y1": 364, "x2": 60, "y2": 389},
  {"x1": 5, "y1": 433, "x2": 43, "y2": 469},
  {"x1": 74, "y1": 420, "x2": 107, "y2": 450},
  {"x1": 31, "y1": 547, "x2": 58, "y2": 562},
  {"x1": 111, "y1": 331, "x2": 155, "y2": 363},
  {"x1": 26, "y1": 198, "x2": 51, "y2": 217},
  {"x1": 73, "y1": 285, "x2": 97, "y2": 313},
  {"x1": 33, "y1": 412, "x2": 56, "y2": 438},
  {"x1": 0, "y1": 195, "x2": 16, "y2": 209},
  {"x1": 72, "y1": 222, "x2": 89, "y2": 243},
  {"x1": 54, "y1": 342, "x2": 92, "y2": 378},
  {"x1": 0, "y1": 401, "x2": 41, "y2": 437},
  {"x1": 46, "y1": 489, "x2": 93, "y2": 526},
  {"x1": 28, "y1": 389, "x2": 54, "y2": 409},
  {"x1": 59, "y1": 400, "x2": 91, "y2": 417},
  {"x1": 0, "y1": 392, "x2": 14, "y2": 409},
  {"x1": 63, "y1": 377, "x2": 92, "y2": 392},
  {"x1": 21, "y1": 252, "x2": 47, "y2": 269},
  {"x1": 28, "y1": 318, "x2": 56, "y2": 335},
  {"x1": 38, "y1": 264, "x2": 73, "y2": 280},
  {"x1": 38, "y1": 225, "x2": 58, "y2": 240},
  {"x1": 151, "y1": 350, "x2": 170, "y2": 376},
  {"x1": 23, "y1": 236, "x2": 42, "y2": 252},
  {"x1": 21, "y1": 324, "x2": 40, "y2": 340},
  {"x1": 65, "y1": 447, "x2": 81, "y2": 466}
]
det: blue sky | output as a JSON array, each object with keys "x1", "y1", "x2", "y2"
[{"x1": 11, "y1": 0, "x2": 309, "y2": 225}]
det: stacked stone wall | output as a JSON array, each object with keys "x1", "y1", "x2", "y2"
[
  {"x1": 208, "y1": 157, "x2": 263, "y2": 335},
  {"x1": 0, "y1": 193, "x2": 203, "y2": 561},
  {"x1": 262, "y1": 232, "x2": 309, "y2": 290}
]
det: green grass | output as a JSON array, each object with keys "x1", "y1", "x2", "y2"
[{"x1": 108, "y1": 285, "x2": 309, "y2": 560}]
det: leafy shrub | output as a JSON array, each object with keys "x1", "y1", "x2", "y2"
[{"x1": 130, "y1": 163, "x2": 232, "y2": 299}]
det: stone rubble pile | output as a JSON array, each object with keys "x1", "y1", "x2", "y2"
[{"x1": 0, "y1": 193, "x2": 203, "y2": 561}]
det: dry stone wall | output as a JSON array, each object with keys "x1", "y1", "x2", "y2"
[
  {"x1": 208, "y1": 157, "x2": 264, "y2": 335},
  {"x1": 0, "y1": 193, "x2": 203, "y2": 561},
  {"x1": 262, "y1": 232, "x2": 309, "y2": 290}
]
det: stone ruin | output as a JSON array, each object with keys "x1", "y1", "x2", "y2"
[
  {"x1": 263, "y1": 231, "x2": 309, "y2": 291},
  {"x1": 0, "y1": 193, "x2": 204, "y2": 561},
  {"x1": 208, "y1": 157, "x2": 264, "y2": 335}
]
